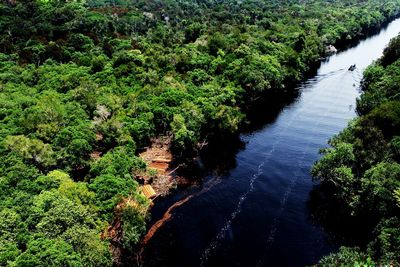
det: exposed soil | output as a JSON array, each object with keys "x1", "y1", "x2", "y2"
[{"x1": 139, "y1": 136, "x2": 178, "y2": 197}]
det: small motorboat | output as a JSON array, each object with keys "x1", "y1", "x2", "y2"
[{"x1": 348, "y1": 64, "x2": 356, "y2": 71}]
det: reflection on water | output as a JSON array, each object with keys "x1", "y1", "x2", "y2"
[{"x1": 139, "y1": 18, "x2": 400, "y2": 267}]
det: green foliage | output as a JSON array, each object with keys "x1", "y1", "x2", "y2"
[
  {"x1": 381, "y1": 35, "x2": 400, "y2": 67},
  {"x1": 312, "y1": 143, "x2": 356, "y2": 184},
  {"x1": 120, "y1": 205, "x2": 147, "y2": 249},
  {"x1": 90, "y1": 146, "x2": 145, "y2": 177},
  {"x1": 89, "y1": 174, "x2": 138, "y2": 216},
  {"x1": 30, "y1": 190, "x2": 96, "y2": 238},
  {"x1": 369, "y1": 217, "x2": 400, "y2": 263},
  {"x1": 0, "y1": 209, "x2": 27, "y2": 244},
  {"x1": 319, "y1": 247, "x2": 375, "y2": 267},
  {"x1": 61, "y1": 226, "x2": 112, "y2": 267},
  {"x1": 0, "y1": 240, "x2": 20, "y2": 266},
  {"x1": 361, "y1": 162, "x2": 400, "y2": 215},
  {"x1": 3, "y1": 135, "x2": 56, "y2": 168},
  {"x1": 12, "y1": 237, "x2": 83, "y2": 267}
]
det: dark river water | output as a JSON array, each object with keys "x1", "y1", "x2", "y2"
[{"x1": 140, "y1": 18, "x2": 400, "y2": 267}]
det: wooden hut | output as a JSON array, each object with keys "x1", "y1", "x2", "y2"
[{"x1": 141, "y1": 184, "x2": 157, "y2": 199}]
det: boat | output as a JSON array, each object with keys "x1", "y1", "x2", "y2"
[{"x1": 348, "y1": 64, "x2": 356, "y2": 71}]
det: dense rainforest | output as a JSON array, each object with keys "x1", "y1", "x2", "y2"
[
  {"x1": 312, "y1": 35, "x2": 400, "y2": 265},
  {"x1": 1, "y1": 0, "x2": 400, "y2": 266}
]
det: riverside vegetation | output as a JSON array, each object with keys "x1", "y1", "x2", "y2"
[
  {"x1": 312, "y1": 35, "x2": 400, "y2": 265},
  {"x1": 1, "y1": 0, "x2": 400, "y2": 266}
]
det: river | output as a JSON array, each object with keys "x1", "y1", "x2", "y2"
[{"x1": 140, "y1": 18, "x2": 400, "y2": 267}]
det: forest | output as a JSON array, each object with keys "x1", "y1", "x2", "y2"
[
  {"x1": 312, "y1": 35, "x2": 400, "y2": 265},
  {"x1": 1, "y1": 0, "x2": 400, "y2": 266}
]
